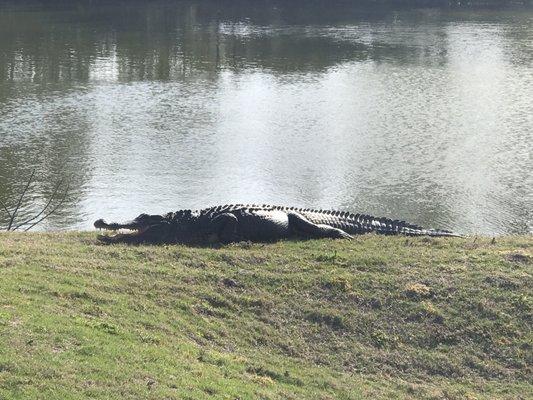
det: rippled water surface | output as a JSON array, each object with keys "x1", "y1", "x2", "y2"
[{"x1": 0, "y1": 1, "x2": 531, "y2": 234}]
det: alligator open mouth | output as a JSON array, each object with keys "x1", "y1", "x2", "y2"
[{"x1": 94, "y1": 219, "x2": 149, "y2": 243}]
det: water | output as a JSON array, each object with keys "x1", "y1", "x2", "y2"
[{"x1": 0, "y1": 1, "x2": 531, "y2": 234}]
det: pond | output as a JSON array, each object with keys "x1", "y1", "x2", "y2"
[{"x1": 0, "y1": 1, "x2": 531, "y2": 234}]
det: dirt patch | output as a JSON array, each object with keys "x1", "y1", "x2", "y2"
[{"x1": 506, "y1": 253, "x2": 531, "y2": 264}]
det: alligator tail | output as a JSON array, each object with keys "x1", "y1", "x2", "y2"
[
  {"x1": 394, "y1": 227, "x2": 463, "y2": 238},
  {"x1": 345, "y1": 214, "x2": 462, "y2": 237}
]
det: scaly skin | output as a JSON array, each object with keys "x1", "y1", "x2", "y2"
[{"x1": 94, "y1": 204, "x2": 461, "y2": 244}]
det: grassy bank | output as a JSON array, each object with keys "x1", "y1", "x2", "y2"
[{"x1": 0, "y1": 233, "x2": 531, "y2": 399}]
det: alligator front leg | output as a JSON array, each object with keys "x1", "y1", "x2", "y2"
[
  {"x1": 211, "y1": 213, "x2": 239, "y2": 243},
  {"x1": 287, "y1": 212, "x2": 352, "y2": 239}
]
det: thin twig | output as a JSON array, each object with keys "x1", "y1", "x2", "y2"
[
  {"x1": 23, "y1": 182, "x2": 70, "y2": 232},
  {"x1": 0, "y1": 198, "x2": 12, "y2": 219},
  {"x1": 8, "y1": 169, "x2": 35, "y2": 231},
  {"x1": 12, "y1": 178, "x2": 65, "y2": 231},
  {"x1": 0, "y1": 198, "x2": 12, "y2": 231}
]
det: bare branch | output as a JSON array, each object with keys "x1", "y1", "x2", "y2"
[
  {"x1": 8, "y1": 169, "x2": 35, "y2": 231},
  {"x1": 12, "y1": 178, "x2": 65, "y2": 231},
  {"x1": 0, "y1": 199, "x2": 12, "y2": 232},
  {"x1": 0, "y1": 198, "x2": 12, "y2": 220},
  {"x1": 23, "y1": 182, "x2": 70, "y2": 232}
]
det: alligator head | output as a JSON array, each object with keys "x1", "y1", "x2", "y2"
[{"x1": 94, "y1": 214, "x2": 172, "y2": 244}]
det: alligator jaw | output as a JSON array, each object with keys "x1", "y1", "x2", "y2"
[{"x1": 94, "y1": 219, "x2": 148, "y2": 243}]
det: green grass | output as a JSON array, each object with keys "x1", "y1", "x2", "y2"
[{"x1": 0, "y1": 233, "x2": 531, "y2": 399}]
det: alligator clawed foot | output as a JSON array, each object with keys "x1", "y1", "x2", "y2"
[{"x1": 332, "y1": 229, "x2": 352, "y2": 240}]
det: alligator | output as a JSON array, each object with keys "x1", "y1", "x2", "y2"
[{"x1": 94, "y1": 204, "x2": 460, "y2": 244}]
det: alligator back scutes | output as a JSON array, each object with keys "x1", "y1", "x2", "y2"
[{"x1": 172, "y1": 204, "x2": 455, "y2": 236}]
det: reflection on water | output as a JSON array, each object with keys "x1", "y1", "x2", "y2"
[{"x1": 0, "y1": 1, "x2": 531, "y2": 234}]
